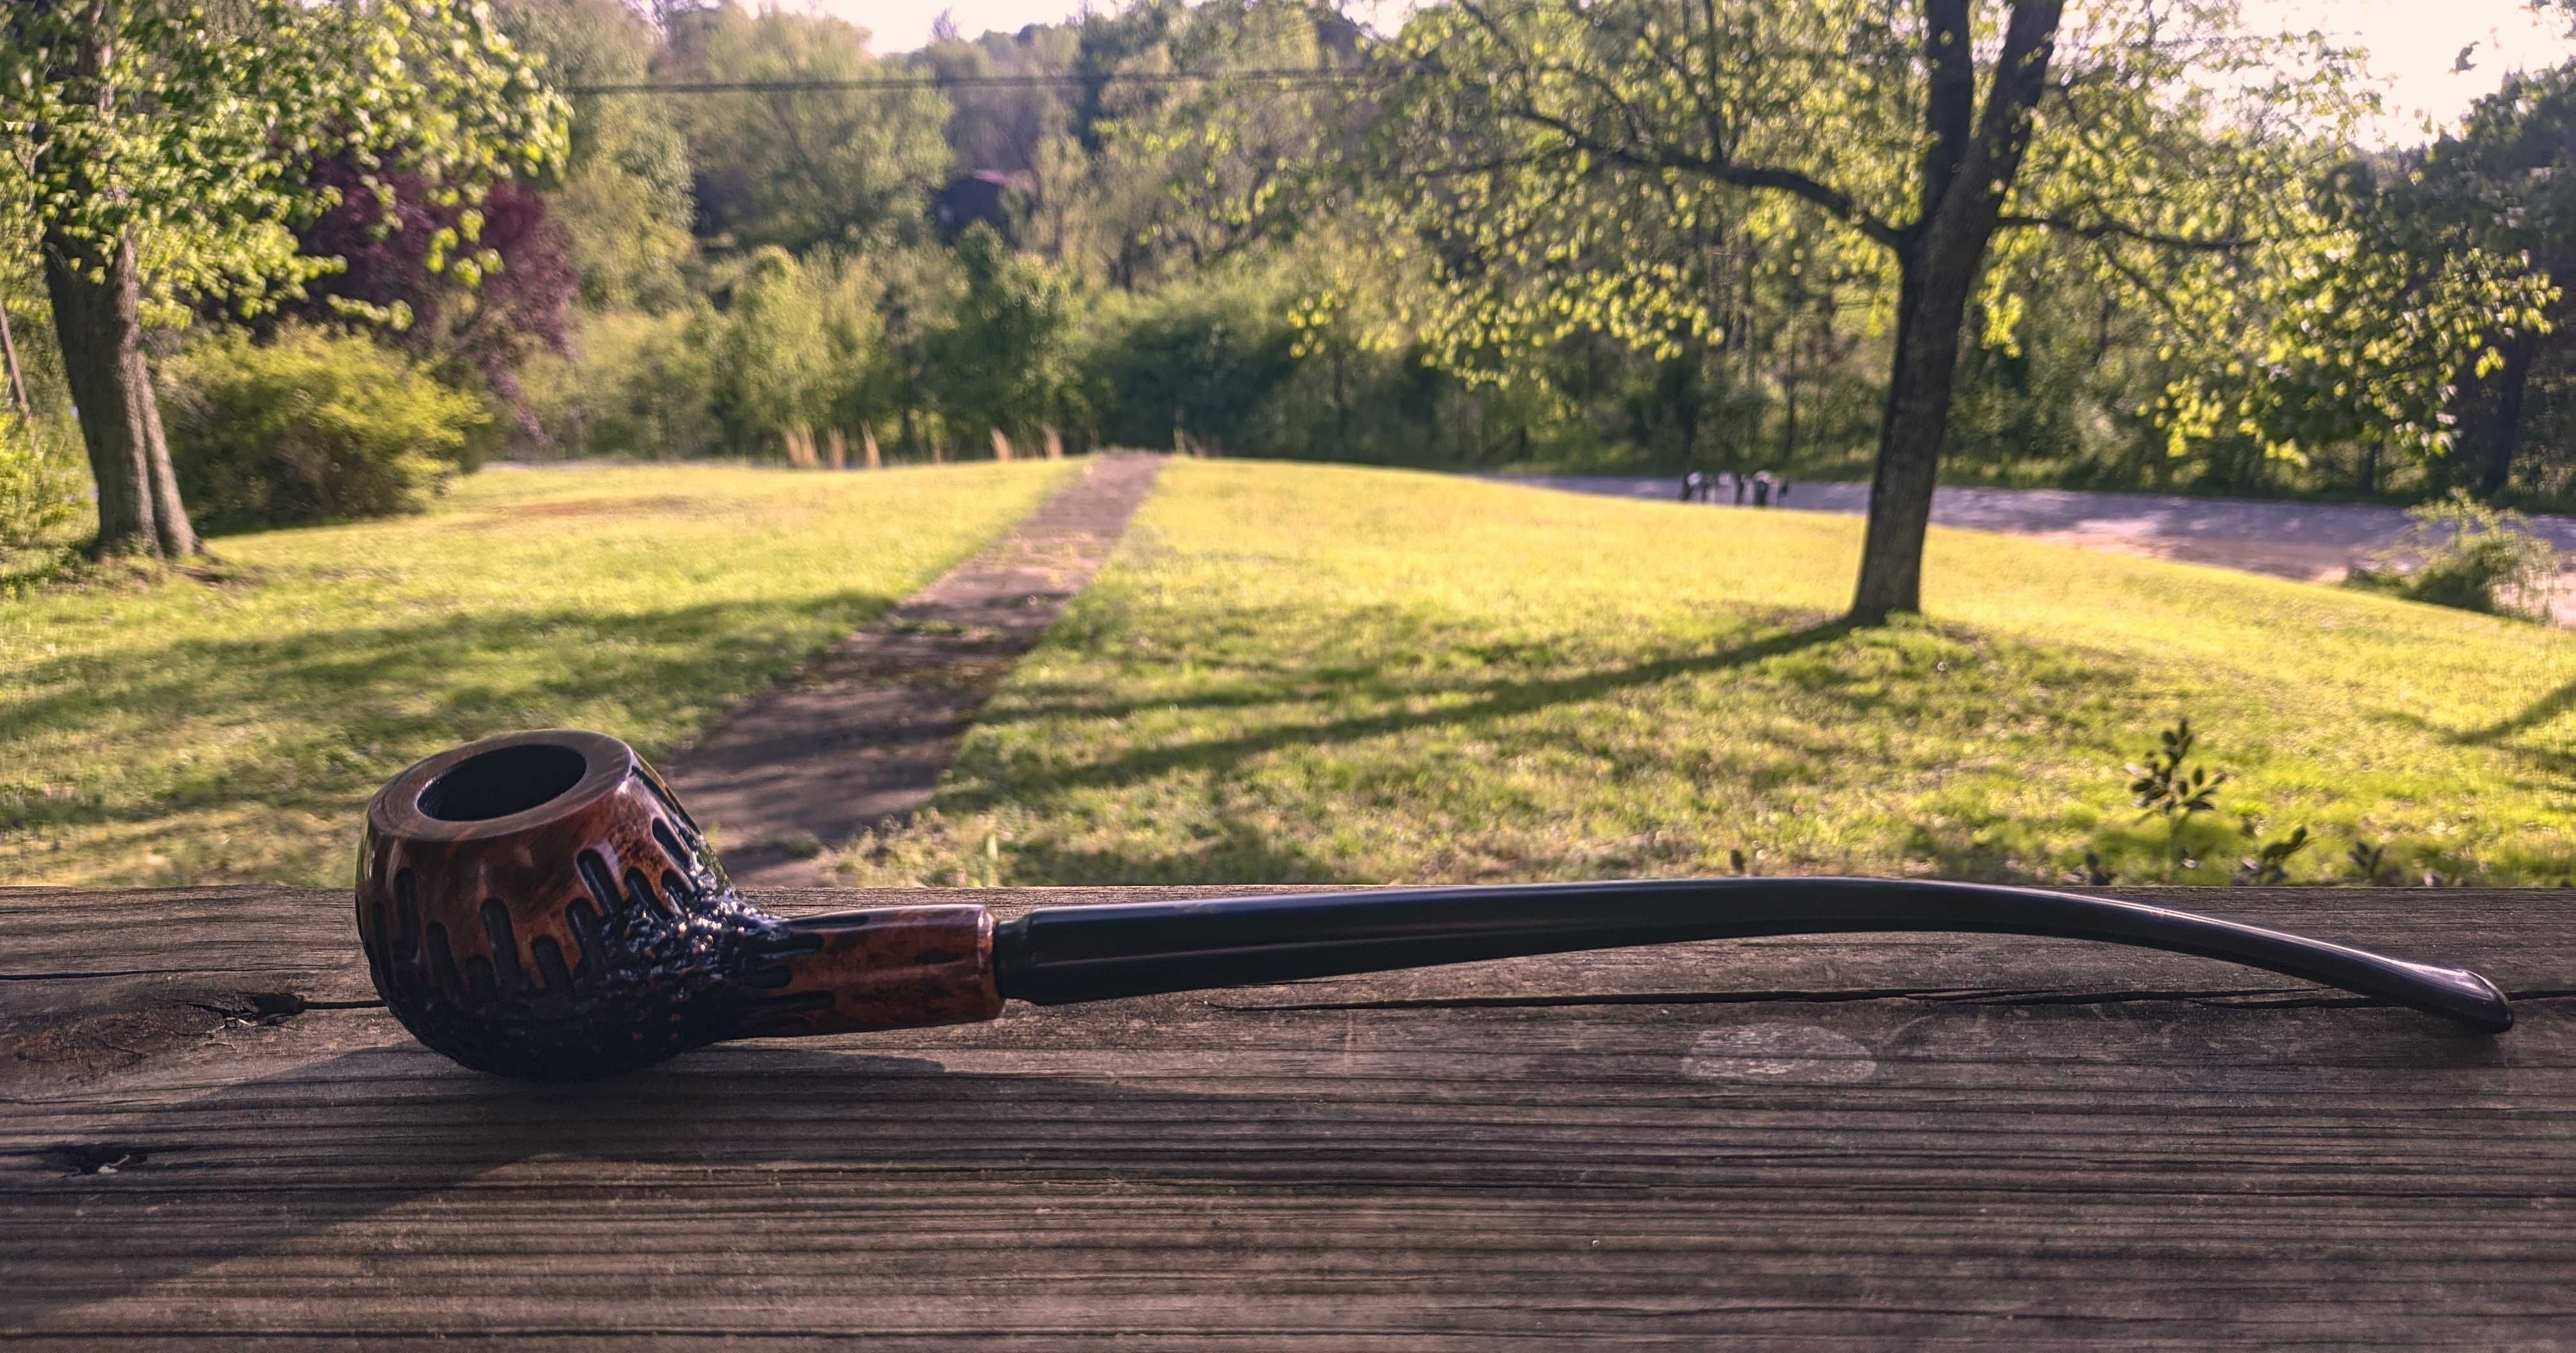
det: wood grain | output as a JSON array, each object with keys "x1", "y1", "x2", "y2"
[{"x1": 4, "y1": 884, "x2": 2572, "y2": 1349}]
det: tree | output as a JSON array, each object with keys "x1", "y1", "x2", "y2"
[
  {"x1": 1087, "y1": 263, "x2": 1305, "y2": 454},
  {"x1": 709, "y1": 247, "x2": 836, "y2": 460},
  {"x1": 2415, "y1": 65, "x2": 2576, "y2": 496},
  {"x1": 1093, "y1": 0, "x2": 1356, "y2": 287},
  {"x1": 929, "y1": 226, "x2": 1078, "y2": 449},
  {"x1": 920, "y1": 24, "x2": 1084, "y2": 180},
  {"x1": 670, "y1": 6, "x2": 951, "y2": 255},
  {"x1": 866, "y1": 245, "x2": 965, "y2": 458},
  {"x1": 1377, "y1": 0, "x2": 2361, "y2": 622},
  {"x1": 2144, "y1": 157, "x2": 2554, "y2": 496},
  {"x1": 280, "y1": 162, "x2": 578, "y2": 448},
  {"x1": 502, "y1": 0, "x2": 698, "y2": 311},
  {"x1": 1, "y1": 0, "x2": 565, "y2": 558},
  {"x1": 698, "y1": 245, "x2": 899, "y2": 463}
]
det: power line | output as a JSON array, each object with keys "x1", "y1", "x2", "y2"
[{"x1": 565, "y1": 67, "x2": 1388, "y2": 96}]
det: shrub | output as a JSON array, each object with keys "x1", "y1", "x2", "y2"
[
  {"x1": 0, "y1": 411, "x2": 82, "y2": 577},
  {"x1": 162, "y1": 327, "x2": 489, "y2": 531},
  {"x1": 1080, "y1": 269, "x2": 1300, "y2": 454},
  {"x1": 521, "y1": 307, "x2": 724, "y2": 460},
  {"x1": 2345, "y1": 491, "x2": 2563, "y2": 620},
  {"x1": 928, "y1": 226, "x2": 1079, "y2": 447}
]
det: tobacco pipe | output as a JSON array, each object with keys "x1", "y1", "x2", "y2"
[{"x1": 356, "y1": 730, "x2": 2513, "y2": 1080}]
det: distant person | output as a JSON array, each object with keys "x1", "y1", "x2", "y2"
[
  {"x1": 1682, "y1": 471, "x2": 1705, "y2": 503},
  {"x1": 1752, "y1": 470, "x2": 1775, "y2": 507},
  {"x1": 1732, "y1": 473, "x2": 1747, "y2": 505}
]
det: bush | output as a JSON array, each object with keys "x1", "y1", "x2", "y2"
[
  {"x1": 0, "y1": 411, "x2": 82, "y2": 578},
  {"x1": 2345, "y1": 491, "x2": 2563, "y2": 620},
  {"x1": 1080, "y1": 270, "x2": 1300, "y2": 454},
  {"x1": 162, "y1": 328, "x2": 489, "y2": 531},
  {"x1": 521, "y1": 307, "x2": 724, "y2": 460}
]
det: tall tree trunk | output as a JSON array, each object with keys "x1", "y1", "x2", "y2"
[
  {"x1": 1669, "y1": 345, "x2": 1701, "y2": 470},
  {"x1": 1850, "y1": 254, "x2": 1975, "y2": 622},
  {"x1": 42, "y1": 227, "x2": 198, "y2": 558},
  {"x1": 129, "y1": 318, "x2": 191, "y2": 551},
  {"x1": 1779, "y1": 349, "x2": 1800, "y2": 465},
  {"x1": 1331, "y1": 351, "x2": 1348, "y2": 444},
  {"x1": 32, "y1": 4, "x2": 199, "y2": 560},
  {"x1": 1844, "y1": 0, "x2": 2061, "y2": 625},
  {"x1": 2480, "y1": 332, "x2": 2539, "y2": 497}
]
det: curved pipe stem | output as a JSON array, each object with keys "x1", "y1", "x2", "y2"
[{"x1": 990, "y1": 878, "x2": 2511, "y2": 1032}]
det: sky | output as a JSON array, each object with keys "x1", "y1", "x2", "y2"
[{"x1": 827, "y1": 0, "x2": 2575, "y2": 145}]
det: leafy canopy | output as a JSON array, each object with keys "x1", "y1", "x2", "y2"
[
  {"x1": 1370, "y1": 2, "x2": 2331, "y2": 364},
  {"x1": 2, "y1": 0, "x2": 569, "y2": 312},
  {"x1": 673, "y1": 4, "x2": 951, "y2": 254}
]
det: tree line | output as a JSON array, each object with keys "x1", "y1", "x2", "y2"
[{"x1": 3, "y1": 0, "x2": 2570, "y2": 625}]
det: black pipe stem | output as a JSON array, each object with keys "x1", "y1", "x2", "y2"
[{"x1": 989, "y1": 878, "x2": 2512, "y2": 1032}]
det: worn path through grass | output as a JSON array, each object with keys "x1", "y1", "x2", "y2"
[
  {"x1": 666, "y1": 454, "x2": 1165, "y2": 885},
  {"x1": 847, "y1": 460, "x2": 2576, "y2": 888},
  {"x1": 0, "y1": 461, "x2": 1073, "y2": 887}
]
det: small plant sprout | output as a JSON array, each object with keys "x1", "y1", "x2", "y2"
[
  {"x1": 2236, "y1": 825, "x2": 2312, "y2": 885},
  {"x1": 2129, "y1": 717, "x2": 2228, "y2": 869},
  {"x1": 2130, "y1": 717, "x2": 2228, "y2": 825}
]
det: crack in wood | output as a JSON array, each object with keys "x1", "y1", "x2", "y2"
[
  {"x1": 0, "y1": 968, "x2": 220, "y2": 981},
  {"x1": 34, "y1": 1142, "x2": 158, "y2": 1175}
]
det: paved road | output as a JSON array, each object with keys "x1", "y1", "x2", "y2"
[{"x1": 1495, "y1": 473, "x2": 2576, "y2": 625}]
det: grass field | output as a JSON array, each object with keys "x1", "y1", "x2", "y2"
[
  {"x1": 0, "y1": 460, "x2": 1072, "y2": 886},
  {"x1": 847, "y1": 460, "x2": 2576, "y2": 888}
]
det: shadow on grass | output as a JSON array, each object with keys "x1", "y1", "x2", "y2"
[
  {"x1": 934, "y1": 616, "x2": 1864, "y2": 816},
  {"x1": 2372, "y1": 675, "x2": 2576, "y2": 789},
  {"x1": 0, "y1": 589, "x2": 903, "y2": 839},
  {"x1": 996, "y1": 819, "x2": 1350, "y2": 887},
  {"x1": 906, "y1": 591, "x2": 2189, "y2": 887},
  {"x1": 2454, "y1": 676, "x2": 2576, "y2": 758}
]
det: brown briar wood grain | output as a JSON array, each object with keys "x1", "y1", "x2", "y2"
[{"x1": 4, "y1": 883, "x2": 2572, "y2": 1349}]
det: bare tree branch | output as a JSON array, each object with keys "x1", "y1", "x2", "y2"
[
  {"x1": 1995, "y1": 213, "x2": 2254, "y2": 251},
  {"x1": 1926, "y1": 0, "x2": 2065, "y2": 256},
  {"x1": 1443, "y1": 0, "x2": 1901, "y2": 247},
  {"x1": 1917, "y1": 0, "x2": 1977, "y2": 220},
  {"x1": 1499, "y1": 105, "x2": 1903, "y2": 247}
]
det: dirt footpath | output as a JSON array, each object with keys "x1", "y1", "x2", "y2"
[{"x1": 663, "y1": 454, "x2": 1165, "y2": 886}]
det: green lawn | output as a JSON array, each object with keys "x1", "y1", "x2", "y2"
[
  {"x1": 0, "y1": 460, "x2": 1072, "y2": 887},
  {"x1": 846, "y1": 459, "x2": 2576, "y2": 888}
]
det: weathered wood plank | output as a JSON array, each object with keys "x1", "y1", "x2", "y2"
[{"x1": 4, "y1": 885, "x2": 2573, "y2": 1348}]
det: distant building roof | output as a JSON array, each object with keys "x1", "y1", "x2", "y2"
[{"x1": 933, "y1": 171, "x2": 1037, "y2": 240}]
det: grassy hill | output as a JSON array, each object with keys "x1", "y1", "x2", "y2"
[
  {"x1": 0, "y1": 461, "x2": 1073, "y2": 886},
  {"x1": 850, "y1": 460, "x2": 2576, "y2": 888},
  {"x1": 9, "y1": 456, "x2": 2568, "y2": 891}
]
